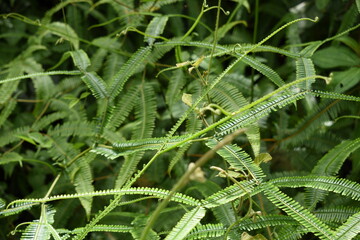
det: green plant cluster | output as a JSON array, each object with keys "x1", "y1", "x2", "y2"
[{"x1": 0, "y1": 0, "x2": 360, "y2": 239}]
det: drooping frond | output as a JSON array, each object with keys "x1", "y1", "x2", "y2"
[
  {"x1": 334, "y1": 211, "x2": 360, "y2": 239},
  {"x1": 67, "y1": 224, "x2": 133, "y2": 234},
  {"x1": 8, "y1": 187, "x2": 202, "y2": 209},
  {"x1": 210, "y1": 81, "x2": 247, "y2": 113},
  {"x1": 144, "y1": 16, "x2": 168, "y2": 45},
  {"x1": 105, "y1": 85, "x2": 138, "y2": 130},
  {"x1": 0, "y1": 203, "x2": 37, "y2": 217},
  {"x1": 0, "y1": 97, "x2": 16, "y2": 128},
  {"x1": 165, "y1": 207, "x2": 206, "y2": 240},
  {"x1": 108, "y1": 47, "x2": 152, "y2": 100},
  {"x1": 0, "y1": 126, "x2": 30, "y2": 147},
  {"x1": 236, "y1": 215, "x2": 298, "y2": 231},
  {"x1": 81, "y1": 72, "x2": 109, "y2": 99},
  {"x1": 165, "y1": 69, "x2": 186, "y2": 109},
  {"x1": 67, "y1": 152, "x2": 95, "y2": 219},
  {"x1": 315, "y1": 206, "x2": 360, "y2": 224},
  {"x1": 310, "y1": 90, "x2": 360, "y2": 102},
  {"x1": 113, "y1": 134, "x2": 193, "y2": 154},
  {"x1": 306, "y1": 138, "x2": 360, "y2": 206},
  {"x1": 114, "y1": 83, "x2": 157, "y2": 188},
  {"x1": 202, "y1": 180, "x2": 257, "y2": 208},
  {"x1": 210, "y1": 81, "x2": 261, "y2": 155},
  {"x1": 312, "y1": 138, "x2": 360, "y2": 176},
  {"x1": 296, "y1": 45, "x2": 317, "y2": 89},
  {"x1": 31, "y1": 112, "x2": 68, "y2": 131},
  {"x1": 185, "y1": 223, "x2": 226, "y2": 240},
  {"x1": 216, "y1": 91, "x2": 309, "y2": 137},
  {"x1": 206, "y1": 139, "x2": 265, "y2": 182},
  {"x1": 269, "y1": 175, "x2": 360, "y2": 201},
  {"x1": 20, "y1": 205, "x2": 55, "y2": 240},
  {"x1": 45, "y1": 21, "x2": 79, "y2": 49},
  {"x1": 263, "y1": 183, "x2": 335, "y2": 240}
]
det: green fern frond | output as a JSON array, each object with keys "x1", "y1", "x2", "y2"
[
  {"x1": 47, "y1": 121, "x2": 95, "y2": 138},
  {"x1": 206, "y1": 139, "x2": 265, "y2": 182},
  {"x1": 281, "y1": 99, "x2": 344, "y2": 147},
  {"x1": 312, "y1": 138, "x2": 360, "y2": 176},
  {"x1": 236, "y1": 215, "x2": 298, "y2": 231},
  {"x1": 0, "y1": 70, "x2": 82, "y2": 84},
  {"x1": 185, "y1": 223, "x2": 226, "y2": 240},
  {"x1": 0, "y1": 203, "x2": 37, "y2": 217},
  {"x1": 270, "y1": 175, "x2": 360, "y2": 201},
  {"x1": 81, "y1": 71, "x2": 109, "y2": 99},
  {"x1": 21, "y1": 221, "x2": 50, "y2": 240},
  {"x1": 113, "y1": 134, "x2": 193, "y2": 154},
  {"x1": 139, "y1": 0, "x2": 183, "y2": 10},
  {"x1": 210, "y1": 82, "x2": 247, "y2": 113},
  {"x1": 103, "y1": 52, "x2": 125, "y2": 81},
  {"x1": 216, "y1": 91, "x2": 309, "y2": 137},
  {"x1": 334, "y1": 211, "x2": 360, "y2": 239},
  {"x1": 165, "y1": 69, "x2": 186, "y2": 109},
  {"x1": 156, "y1": 41, "x2": 301, "y2": 59},
  {"x1": 145, "y1": 16, "x2": 169, "y2": 45},
  {"x1": 0, "y1": 126, "x2": 30, "y2": 147},
  {"x1": 91, "y1": 147, "x2": 120, "y2": 160},
  {"x1": 315, "y1": 207, "x2": 360, "y2": 223},
  {"x1": 20, "y1": 205, "x2": 55, "y2": 240},
  {"x1": 296, "y1": 57, "x2": 316, "y2": 89},
  {"x1": 165, "y1": 206, "x2": 206, "y2": 240},
  {"x1": 31, "y1": 112, "x2": 68, "y2": 131},
  {"x1": 242, "y1": 54, "x2": 287, "y2": 88},
  {"x1": 157, "y1": 40, "x2": 287, "y2": 89},
  {"x1": 8, "y1": 187, "x2": 202, "y2": 210},
  {"x1": 306, "y1": 138, "x2": 360, "y2": 206},
  {"x1": 108, "y1": 46, "x2": 152, "y2": 100},
  {"x1": 167, "y1": 143, "x2": 191, "y2": 174},
  {"x1": 22, "y1": 58, "x2": 56, "y2": 105},
  {"x1": 64, "y1": 224, "x2": 133, "y2": 234},
  {"x1": 263, "y1": 183, "x2": 335, "y2": 240},
  {"x1": 0, "y1": 97, "x2": 17, "y2": 128},
  {"x1": 310, "y1": 90, "x2": 360, "y2": 102},
  {"x1": 50, "y1": 99, "x2": 87, "y2": 122},
  {"x1": 105, "y1": 86, "x2": 138, "y2": 130},
  {"x1": 202, "y1": 180, "x2": 257, "y2": 208},
  {"x1": 191, "y1": 181, "x2": 238, "y2": 236},
  {"x1": 46, "y1": 137, "x2": 79, "y2": 162},
  {"x1": 67, "y1": 152, "x2": 95, "y2": 219},
  {"x1": 45, "y1": 21, "x2": 79, "y2": 50},
  {"x1": 115, "y1": 83, "x2": 157, "y2": 188},
  {"x1": 210, "y1": 82, "x2": 261, "y2": 155}
]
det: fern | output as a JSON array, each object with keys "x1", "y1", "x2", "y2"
[
  {"x1": 6, "y1": 187, "x2": 202, "y2": 209},
  {"x1": 108, "y1": 47, "x2": 152, "y2": 101},
  {"x1": 236, "y1": 215, "x2": 299, "y2": 231},
  {"x1": 115, "y1": 83, "x2": 157, "y2": 188},
  {"x1": 315, "y1": 206, "x2": 360, "y2": 224},
  {"x1": 105, "y1": 85, "x2": 138, "y2": 130},
  {"x1": 206, "y1": 139, "x2": 265, "y2": 182},
  {"x1": 19, "y1": 205, "x2": 56, "y2": 240},
  {"x1": 185, "y1": 223, "x2": 226, "y2": 240},
  {"x1": 263, "y1": 183, "x2": 335, "y2": 240},
  {"x1": 202, "y1": 180, "x2": 258, "y2": 208},
  {"x1": 67, "y1": 152, "x2": 95, "y2": 219},
  {"x1": 269, "y1": 175, "x2": 360, "y2": 201},
  {"x1": 334, "y1": 211, "x2": 360, "y2": 239},
  {"x1": 217, "y1": 91, "x2": 309, "y2": 137},
  {"x1": 145, "y1": 16, "x2": 169, "y2": 45},
  {"x1": 165, "y1": 206, "x2": 206, "y2": 240}
]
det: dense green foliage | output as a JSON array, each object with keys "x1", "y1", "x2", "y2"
[{"x1": 0, "y1": 0, "x2": 360, "y2": 239}]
